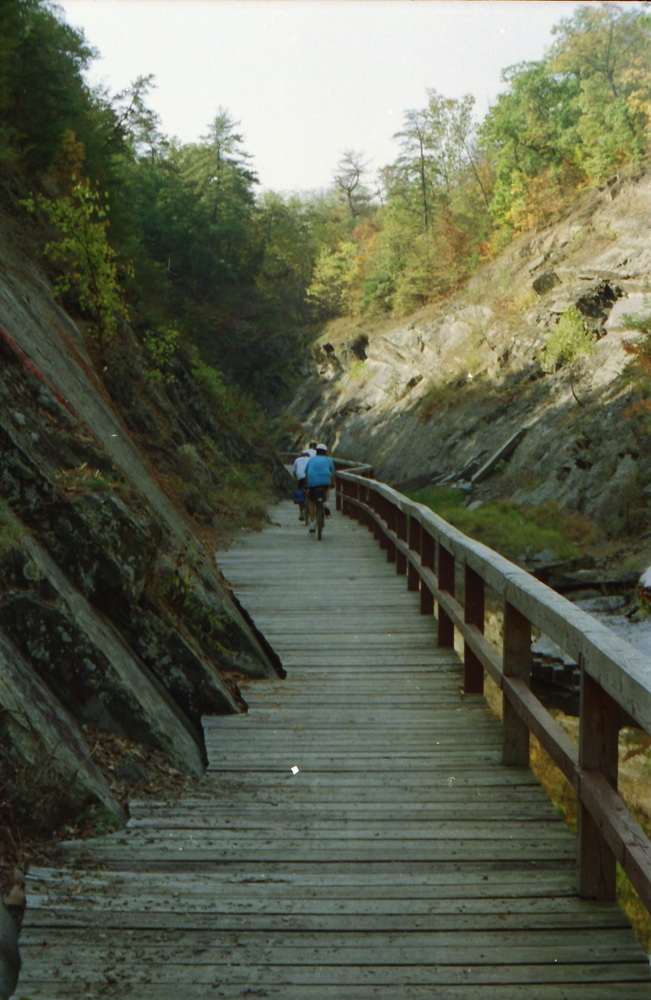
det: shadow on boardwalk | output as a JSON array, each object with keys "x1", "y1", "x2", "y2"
[{"x1": 11, "y1": 502, "x2": 651, "y2": 999}]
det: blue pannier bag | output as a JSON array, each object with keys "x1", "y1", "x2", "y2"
[{"x1": 293, "y1": 488, "x2": 305, "y2": 504}]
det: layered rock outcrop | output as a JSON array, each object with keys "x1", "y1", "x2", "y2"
[
  {"x1": 290, "y1": 172, "x2": 651, "y2": 551},
  {"x1": 0, "y1": 203, "x2": 287, "y2": 835}
]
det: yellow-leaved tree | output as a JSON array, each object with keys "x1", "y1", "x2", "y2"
[{"x1": 23, "y1": 130, "x2": 130, "y2": 345}]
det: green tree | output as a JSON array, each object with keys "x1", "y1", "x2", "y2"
[
  {"x1": 334, "y1": 149, "x2": 373, "y2": 219},
  {"x1": 111, "y1": 74, "x2": 167, "y2": 161},
  {"x1": 549, "y1": 3, "x2": 651, "y2": 183},
  {"x1": 363, "y1": 90, "x2": 490, "y2": 314},
  {"x1": 0, "y1": 0, "x2": 96, "y2": 174},
  {"x1": 392, "y1": 108, "x2": 435, "y2": 231},
  {"x1": 306, "y1": 241, "x2": 360, "y2": 316},
  {"x1": 480, "y1": 5, "x2": 651, "y2": 235},
  {"x1": 174, "y1": 109, "x2": 260, "y2": 289},
  {"x1": 25, "y1": 168, "x2": 130, "y2": 344},
  {"x1": 479, "y1": 60, "x2": 579, "y2": 234},
  {"x1": 255, "y1": 191, "x2": 317, "y2": 324}
]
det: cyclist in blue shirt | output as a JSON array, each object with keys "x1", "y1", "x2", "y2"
[{"x1": 305, "y1": 443, "x2": 335, "y2": 535}]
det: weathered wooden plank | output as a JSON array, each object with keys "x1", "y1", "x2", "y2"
[
  {"x1": 60, "y1": 844, "x2": 576, "y2": 865},
  {"x1": 180, "y1": 770, "x2": 543, "y2": 788},
  {"x1": 20, "y1": 902, "x2": 635, "y2": 932},
  {"x1": 204, "y1": 756, "x2": 505, "y2": 771},
  {"x1": 17, "y1": 930, "x2": 645, "y2": 967},
  {"x1": 16, "y1": 959, "x2": 651, "y2": 986},
  {"x1": 125, "y1": 809, "x2": 565, "y2": 828},
  {"x1": 14, "y1": 983, "x2": 651, "y2": 1000},
  {"x1": 23, "y1": 893, "x2": 632, "y2": 922},
  {"x1": 65, "y1": 834, "x2": 574, "y2": 856},
  {"x1": 24, "y1": 865, "x2": 581, "y2": 896}
]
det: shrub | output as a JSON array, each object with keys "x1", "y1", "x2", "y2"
[
  {"x1": 539, "y1": 306, "x2": 596, "y2": 372},
  {"x1": 191, "y1": 358, "x2": 264, "y2": 434},
  {"x1": 23, "y1": 175, "x2": 130, "y2": 344},
  {"x1": 142, "y1": 326, "x2": 179, "y2": 384}
]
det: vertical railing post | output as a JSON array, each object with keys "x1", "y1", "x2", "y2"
[
  {"x1": 420, "y1": 528, "x2": 435, "y2": 616},
  {"x1": 502, "y1": 601, "x2": 531, "y2": 766},
  {"x1": 336, "y1": 476, "x2": 343, "y2": 513},
  {"x1": 396, "y1": 508, "x2": 407, "y2": 577},
  {"x1": 408, "y1": 518, "x2": 421, "y2": 593},
  {"x1": 351, "y1": 483, "x2": 366, "y2": 524},
  {"x1": 578, "y1": 666, "x2": 618, "y2": 901},
  {"x1": 362, "y1": 481, "x2": 373, "y2": 531},
  {"x1": 464, "y1": 566, "x2": 484, "y2": 694},
  {"x1": 385, "y1": 499, "x2": 397, "y2": 563},
  {"x1": 343, "y1": 479, "x2": 350, "y2": 521},
  {"x1": 372, "y1": 490, "x2": 384, "y2": 545},
  {"x1": 437, "y1": 544, "x2": 455, "y2": 648},
  {"x1": 353, "y1": 481, "x2": 362, "y2": 524}
]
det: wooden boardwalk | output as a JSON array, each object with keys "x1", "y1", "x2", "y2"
[{"x1": 11, "y1": 501, "x2": 651, "y2": 998}]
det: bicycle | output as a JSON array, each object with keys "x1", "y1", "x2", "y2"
[{"x1": 308, "y1": 486, "x2": 327, "y2": 540}]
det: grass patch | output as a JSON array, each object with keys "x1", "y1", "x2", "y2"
[
  {"x1": 406, "y1": 488, "x2": 594, "y2": 563},
  {"x1": 55, "y1": 462, "x2": 118, "y2": 496}
]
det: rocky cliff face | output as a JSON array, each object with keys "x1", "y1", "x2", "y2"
[
  {"x1": 0, "y1": 202, "x2": 288, "y2": 834},
  {"x1": 290, "y1": 172, "x2": 651, "y2": 563}
]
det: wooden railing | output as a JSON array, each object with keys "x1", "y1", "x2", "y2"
[{"x1": 334, "y1": 466, "x2": 651, "y2": 913}]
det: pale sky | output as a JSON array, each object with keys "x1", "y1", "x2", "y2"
[{"x1": 57, "y1": 0, "x2": 629, "y2": 195}]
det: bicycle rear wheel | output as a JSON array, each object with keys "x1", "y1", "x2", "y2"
[{"x1": 316, "y1": 500, "x2": 324, "y2": 540}]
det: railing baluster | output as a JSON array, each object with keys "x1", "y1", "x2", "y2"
[
  {"x1": 579, "y1": 666, "x2": 618, "y2": 902},
  {"x1": 373, "y1": 491, "x2": 385, "y2": 546},
  {"x1": 363, "y1": 481, "x2": 373, "y2": 530},
  {"x1": 357, "y1": 480, "x2": 366, "y2": 526},
  {"x1": 396, "y1": 509, "x2": 407, "y2": 577},
  {"x1": 502, "y1": 601, "x2": 531, "y2": 766},
  {"x1": 408, "y1": 517, "x2": 421, "y2": 593},
  {"x1": 339, "y1": 477, "x2": 347, "y2": 519},
  {"x1": 437, "y1": 544, "x2": 455, "y2": 648},
  {"x1": 385, "y1": 498, "x2": 397, "y2": 563},
  {"x1": 464, "y1": 566, "x2": 484, "y2": 694},
  {"x1": 420, "y1": 528, "x2": 435, "y2": 616}
]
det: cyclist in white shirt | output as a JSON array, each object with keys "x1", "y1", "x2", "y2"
[{"x1": 292, "y1": 448, "x2": 312, "y2": 521}]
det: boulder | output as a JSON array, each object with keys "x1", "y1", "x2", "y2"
[{"x1": 532, "y1": 271, "x2": 561, "y2": 295}]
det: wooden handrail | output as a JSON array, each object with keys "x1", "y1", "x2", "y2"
[
  {"x1": 282, "y1": 452, "x2": 374, "y2": 479},
  {"x1": 334, "y1": 468, "x2": 651, "y2": 913}
]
